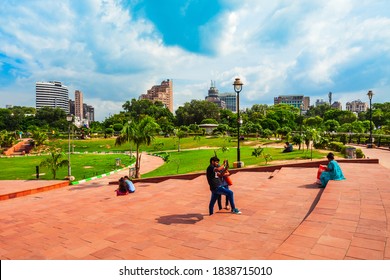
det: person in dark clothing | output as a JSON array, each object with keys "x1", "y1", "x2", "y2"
[
  {"x1": 283, "y1": 142, "x2": 293, "y2": 153},
  {"x1": 206, "y1": 156, "x2": 241, "y2": 215}
]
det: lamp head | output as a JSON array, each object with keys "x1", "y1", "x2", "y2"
[
  {"x1": 233, "y1": 78, "x2": 243, "y2": 93},
  {"x1": 66, "y1": 114, "x2": 73, "y2": 122},
  {"x1": 367, "y1": 90, "x2": 374, "y2": 100}
]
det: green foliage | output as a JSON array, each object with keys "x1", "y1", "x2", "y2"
[
  {"x1": 201, "y1": 118, "x2": 218, "y2": 124},
  {"x1": 0, "y1": 130, "x2": 16, "y2": 147},
  {"x1": 105, "y1": 127, "x2": 114, "y2": 135},
  {"x1": 122, "y1": 98, "x2": 174, "y2": 123},
  {"x1": 328, "y1": 141, "x2": 344, "y2": 152},
  {"x1": 175, "y1": 100, "x2": 220, "y2": 126},
  {"x1": 39, "y1": 148, "x2": 69, "y2": 179},
  {"x1": 263, "y1": 153, "x2": 272, "y2": 165},
  {"x1": 112, "y1": 123, "x2": 123, "y2": 132},
  {"x1": 116, "y1": 116, "x2": 160, "y2": 178},
  {"x1": 252, "y1": 147, "x2": 264, "y2": 157},
  {"x1": 356, "y1": 148, "x2": 364, "y2": 158},
  {"x1": 152, "y1": 142, "x2": 164, "y2": 151},
  {"x1": 32, "y1": 130, "x2": 48, "y2": 146}
]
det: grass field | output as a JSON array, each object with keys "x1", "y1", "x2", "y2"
[
  {"x1": 143, "y1": 146, "x2": 327, "y2": 178},
  {"x1": 49, "y1": 135, "x2": 269, "y2": 153},
  {"x1": 1, "y1": 136, "x2": 328, "y2": 180},
  {"x1": 0, "y1": 153, "x2": 134, "y2": 180}
]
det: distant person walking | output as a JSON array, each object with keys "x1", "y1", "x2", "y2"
[
  {"x1": 319, "y1": 152, "x2": 346, "y2": 188},
  {"x1": 206, "y1": 156, "x2": 241, "y2": 215}
]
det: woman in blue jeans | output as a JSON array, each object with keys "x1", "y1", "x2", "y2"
[{"x1": 206, "y1": 156, "x2": 241, "y2": 215}]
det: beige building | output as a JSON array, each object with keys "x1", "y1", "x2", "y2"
[
  {"x1": 346, "y1": 99, "x2": 367, "y2": 113},
  {"x1": 139, "y1": 79, "x2": 173, "y2": 112},
  {"x1": 274, "y1": 95, "x2": 310, "y2": 110},
  {"x1": 75, "y1": 90, "x2": 83, "y2": 120}
]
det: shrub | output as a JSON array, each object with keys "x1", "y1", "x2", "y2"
[
  {"x1": 356, "y1": 148, "x2": 364, "y2": 158},
  {"x1": 327, "y1": 141, "x2": 344, "y2": 152},
  {"x1": 314, "y1": 137, "x2": 329, "y2": 149}
]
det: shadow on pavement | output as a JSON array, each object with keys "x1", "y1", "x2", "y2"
[{"x1": 156, "y1": 213, "x2": 204, "y2": 225}]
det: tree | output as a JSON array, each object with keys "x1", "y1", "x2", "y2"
[
  {"x1": 175, "y1": 100, "x2": 220, "y2": 126},
  {"x1": 304, "y1": 116, "x2": 323, "y2": 128},
  {"x1": 322, "y1": 119, "x2": 340, "y2": 132},
  {"x1": 0, "y1": 131, "x2": 16, "y2": 148},
  {"x1": 174, "y1": 129, "x2": 187, "y2": 152},
  {"x1": 39, "y1": 148, "x2": 69, "y2": 179},
  {"x1": 35, "y1": 107, "x2": 68, "y2": 131},
  {"x1": 305, "y1": 104, "x2": 331, "y2": 118},
  {"x1": 32, "y1": 130, "x2": 48, "y2": 147},
  {"x1": 122, "y1": 99, "x2": 174, "y2": 123},
  {"x1": 115, "y1": 116, "x2": 160, "y2": 178}
]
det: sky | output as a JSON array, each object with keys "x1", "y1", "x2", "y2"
[{"x1": 1, "y1": 0, "x2": 390, "y2": 121}]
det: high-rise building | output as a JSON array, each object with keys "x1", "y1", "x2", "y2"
[
  {"x1": 205, "y1": 81, "x2": 226, "y2": 110},
  {"x1": 83, "y1": 103, "x2": 95, "y2": 123},
  {"x1": 139, "y1": 79, "x2": 173, "y2": 112},
  {"x1": 69, "y1": 99, "x2": 75, "y2": 115},
  {"x1": 274, "y1": 95, "x2": 310, "y2": 110},
  {"x1": 36, "y1": 81, "x2": 69, "y2": 113},
  {"x1": 75, "y1": 90, "x2": 83, "y2": 120},
  {"x1": 219, "y1": 93, "x2": 237, "y2": 112}
]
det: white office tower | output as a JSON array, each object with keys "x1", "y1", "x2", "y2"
[{"x1": 36, "y1": 81, "x2": 69, "y2": 113}]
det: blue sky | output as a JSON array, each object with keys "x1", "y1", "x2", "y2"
[{"x1": 1, "y1": 0, "x2": 389, "y2": 121}]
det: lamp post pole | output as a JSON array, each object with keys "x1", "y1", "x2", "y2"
[
  {"x1": 367, "y1": 90, "x2": 374, "y2": 148},
  {"x1": 233, "y1": 78, "x2": 243, "y2": 168},
  {"x1": 66, "y1": 114, "x2": 73, "y2": 179}
]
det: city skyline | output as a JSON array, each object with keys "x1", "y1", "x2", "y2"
[{"x1": 1, "y1": 0, "x2": 389, "y2": 121}]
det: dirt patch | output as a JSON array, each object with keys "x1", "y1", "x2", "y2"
[{"x1": 83, "y1": 166, "x2": 93, "y2": 169}]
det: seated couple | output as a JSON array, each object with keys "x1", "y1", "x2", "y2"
[
  {"x1": 116, "y1": 176, "x2": 136, "y2": 196},
  {"x1": 206, "y1": 156, "x2": 241, "y2": 215}
]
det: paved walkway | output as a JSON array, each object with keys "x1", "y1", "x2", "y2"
[{"x1": 0, "y1": 149, "x2": 389, "y2": 260}]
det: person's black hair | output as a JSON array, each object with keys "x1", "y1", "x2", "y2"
[
  {"x1": 327, "y1": 152, "x2": 334, "y2": 160},
  {"x1": 210, "y1": 156, "x2": 220, "y2": 164}
]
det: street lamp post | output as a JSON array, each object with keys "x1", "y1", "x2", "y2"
[
  {"x1": 233, "y1": 78, "x2": 243, "y2": 168},
  {"x1": 299, "y1": 102, "x2": 304, "y2": 150},
  {"x1": 66, "y1": 114, "x2": 73, "y2": 179},
  {"x1": 367, "y1": 90, "x2": 374, "y2": 148}
]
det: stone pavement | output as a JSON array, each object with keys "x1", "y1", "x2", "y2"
[{"x1": 0, "y1": 150, "x2": 389, "y2": 260}]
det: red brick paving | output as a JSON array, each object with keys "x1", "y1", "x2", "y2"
[{"x1": 0, "y1": 149, "x2": 390, "y2": 260}]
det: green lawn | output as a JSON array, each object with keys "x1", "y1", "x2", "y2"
[
  {"x1": 1, "y1": 136, "x2": 328, "y2": 180},
  {"x1": 0, "y1": 153, "x2": 134, "y2": 180},
  {"x1": 143, "y1": 146, "x2": 327, "y2": 178},
  {"x1": 49, "y1": 135, "x2": 268, "y2": 153}
]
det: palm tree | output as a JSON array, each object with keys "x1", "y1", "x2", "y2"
[
  {"x1": 115, "y1": 116, "x2": 160, "y2": 178},
  {"x1": 39, "y1": 148, "x2": 69, "y2": 179},
  {"x1": 32, "y1": 130, "x2": 48, "y2": 146}
]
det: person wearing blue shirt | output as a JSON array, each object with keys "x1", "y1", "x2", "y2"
[
  {"x1": 206, "y1": 156, "x2": 241, "y2": 215},
  {"x1": 320, "y1": 152, "x2": 346, "y2": 188},
  {"x1": 124, "y1": 176, "x2": 136, "y2": 193}
]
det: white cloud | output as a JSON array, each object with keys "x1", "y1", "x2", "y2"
[{"x1": 0, "y1": 0, "x2": 389, "y2": 121}]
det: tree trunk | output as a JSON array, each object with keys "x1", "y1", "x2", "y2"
[{"x1": 135, "y1": 144, "x2": 141, "y2": 178}]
